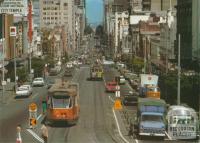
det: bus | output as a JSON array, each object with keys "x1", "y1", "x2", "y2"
[
  {"x1": 46, "y1": 80, "x2": 80, "y2": 125},
  {"x1": 167, "y1": 105, "x2": 198, "y2": 140}
]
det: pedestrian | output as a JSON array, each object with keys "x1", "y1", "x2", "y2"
[
  {"x1": 16, "y1": 124, "x2": 22, "y2": 143},
  {"x1": 128, "y1": 123, "x2": 133, "y2": 136},
  {"x1": 41, "y1": 123, "x2": 48, "y2": 143}
]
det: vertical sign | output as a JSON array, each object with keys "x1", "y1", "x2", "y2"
[
  {"x1": 10, "y1": 26, "x2": 17, "y2": 37},
  {"x1": 29, "y1": 103, "x2": 37, "y2": 128},
  {"x1": 27, "y1": 0, "x2": 33, "y2": 43}
]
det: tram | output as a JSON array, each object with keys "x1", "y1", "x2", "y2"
[
  {"x1": 90, "y1": 65, "x2": 103, "y2": 80},
  {"x1": 46, "y1": 79, "x2": 80, "y2": 125},
  {"x1": 167, "y1": 105, "x2": 198, "y2": 140}
]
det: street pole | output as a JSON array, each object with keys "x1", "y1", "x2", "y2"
[
  {"x1": 14, "y1": 37, "x2": 17, "y2": 92},
  {"x1": 177, "y1": 34, "x2": 181, "y2": 105},
  {"x1": 29, "y1": 42, "x2": 32, "y2": 74},
  {"x1": 143, "y1": 37, "x2": 146, "y2": 74},
  {"x1": 2, "y1": 14, "x2": 5, "y2": 103}
]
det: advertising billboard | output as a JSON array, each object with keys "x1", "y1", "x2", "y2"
[{"x1": 0, "y1": 0, "x2": 28, "y2": 16}]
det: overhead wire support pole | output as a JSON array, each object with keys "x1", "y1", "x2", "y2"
[
  {"x1": 2, "y1": 14, "x2": 5, "y2": 103},
  {"x1": 177, "y1": 34, "x2": 181, "y2": 105},
  {"x1": 14, "y1": 36, "x2": 17, "y2": 93}
]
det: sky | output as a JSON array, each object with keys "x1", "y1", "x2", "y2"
[{"x1": 86, "y1": 0, "x2": 104, "y2": 26}]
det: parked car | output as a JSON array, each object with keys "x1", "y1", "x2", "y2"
[
  {"x1": 64, "y1": 68, "x2": 73, "y2": 77},
  {"x1": 122, "y1": 92, "x2": 138, "y2": 106},
  {"x1": 32, "y1": 77, "x2": 45, "y2": 86},
  {"x1": 46, "y1": 79, "x2": 55, "y2": 89},
  {"x1": 49, "y1": 68, "x2": 58, "y2": 76},
  {"x1": 16, "y1": 85, "x2": 32, "y2": 97},
  {"x1": 129, "y1": 79, "x2": 139, "y2": 90},
  {"x1": 105, "y1": 81, "x2": 117, "y2": 92},
  {"x1": 115, "y1": 75, "x2": 126, "y2": 84},
  {"x1": 119, "y1": 76, "x2": 126, "y2": 84}
]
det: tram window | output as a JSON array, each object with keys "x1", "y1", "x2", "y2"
[
  {"x1": 69, "y1": 99, "x2": 72, "y2": 107},
  {"x1": 52, "y1": 95, "x2": 71, "y2": 108}
]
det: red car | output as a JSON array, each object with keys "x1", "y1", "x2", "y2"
[{"x1": 105, "y1": 81, "x2": 117, "y2": 92}]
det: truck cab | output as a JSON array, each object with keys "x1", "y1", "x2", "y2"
[
  {"x1": 139, "y1": 74, "x2": 160, "y2": 98},
  {"x1": 135, "y1": 98, "x2": 166, "y2": 139},
  {"x1": 146, "y1": 85, "x2": 160, "y2": 99}
]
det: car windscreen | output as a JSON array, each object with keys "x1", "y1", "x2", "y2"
[
  {"x1": 34, "y1": 78, "x2": 42, "y2": 81},
  {"x1": 141, "y1": 115, "x2": 163, "y2": 122},
  {"x1": 18, "y1": 87, "x2": 28, "y2": 91}
]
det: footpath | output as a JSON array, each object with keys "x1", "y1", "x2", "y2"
[{"x1": 0, "y1": 82, "x2": 15, "y2": 104}]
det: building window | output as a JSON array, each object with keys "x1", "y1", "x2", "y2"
[{"x1": 64, "y1": 3, "x2": 68, "y2": 6}]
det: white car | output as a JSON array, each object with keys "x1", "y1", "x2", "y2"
[
  {"x1": 119, "y1": 76, "x2": 126, "y2": 84},
  {"x1": 32, "y1": 77, "x2": 45, "y2": 86},
  {"x1": 16, "y1": 85, "x2": 32, "y2": 97}
]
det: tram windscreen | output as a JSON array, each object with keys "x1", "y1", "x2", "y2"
[
  {"x1": 52, "y1": 93, "x2": 71, "y2": 108},
  {"x1": 142, "y1": 115, "x2": 163, "y2": 122}
]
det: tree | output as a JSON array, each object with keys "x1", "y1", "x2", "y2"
[
  {"x1": 95, "y1": 25, "x2": 103, "y2": 36},
  {"x1": 17, "y1": 67, "x2": 28, "y2": 82},
  {"x1": 84, "y1": 25, "x2": 93, "y2": 35},
  {"x1": 41, "y1": 28, "x2": 51, "y2": 55},
  {"x1": 32, "y1": 57, "x2": 45, "y2": 77},
  {"x1": 159, "y1": 73, "x2": 199, "y2": 110}
]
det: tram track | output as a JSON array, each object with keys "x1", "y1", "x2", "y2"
[{"x1": 93, "y1": 81, "x2": 120, "y2": 143}]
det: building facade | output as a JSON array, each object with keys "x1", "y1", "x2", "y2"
[
  {"x1": 0, "y1": 14, "x2": 15, "y2": 60},
  {"x1": 176, "y1": 0, "x2": 192, "y2": 67}
]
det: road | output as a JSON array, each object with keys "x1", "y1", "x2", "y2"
[
  {"x1": 0, "y1": 36, "x2": 199, "y2": 143},
  {"x1": 104, "y1": 65, "x2": 199, "y2": 143}
]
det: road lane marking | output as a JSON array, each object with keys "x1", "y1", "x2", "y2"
[
  {"x1": 109, "y1": 96, "x2": 115, "y2": 103},
  {"x1": 112, "y1": 108, "x2": 129, "y2": 143},
  {"x1": 165, "y1": 131, "x2": 172, "y2": 140},
  {"x1": 37, "y1": 114, "x2": 43, "y2": 120},
  {"x1": 27, "y1": 129, "x2": 44, "y2": 143},
  {"x1": 31, "y1": 93, "x2": 38, "y2": 99}
]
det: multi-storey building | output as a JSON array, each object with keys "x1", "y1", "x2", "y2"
[
  {"x1": 114, "y1": 11, "x2": 129, "y2": 56},
  {"x1": 176, "y1": 0, "x2": 192, "y2": 67},
  {"x1": 142, "y1": 0, "x2": 177, "y2": 12},
  {"x1": 0, "y1": 14, "x2": 14, "y2": 60},
  {"x1": 0, "y1": 0, "x2": 28, "y2": 16},
  {"x1": 40, "y1": 0, "x2": 76, "y2": 52}
]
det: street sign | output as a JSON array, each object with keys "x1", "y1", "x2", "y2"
[
  {"x1": 30, "y1": 118, "x2": 37, "y2": 126},
  {"x1": 2, "y1": 81, "x2": 6, "y2": 86},
  {"x1": 115, "y1": 90, "x2": 120, "y2": 97},
  {"x1": 29, "y1": 103, "x2": 37, "y2": 111},
  {"x1": 10, "y1": 26, "x2": 16, "y2": 37},
  {"x1": 114, "y1": 99, "x2": 122, "y2": 110},
  {"x1": 29, "y1": 103, "x2": 37, "y2": 128},
  {"x1": 115, "y1": 85, "x2": 120, "y2": 97}
]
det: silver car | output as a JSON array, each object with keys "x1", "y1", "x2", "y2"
[
  {"x1": 16, "y1": 85, "x2": 32, "y2": 97},
  {"x1": 32, "y1": 77, "x2": 45, "y2": 86}
]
